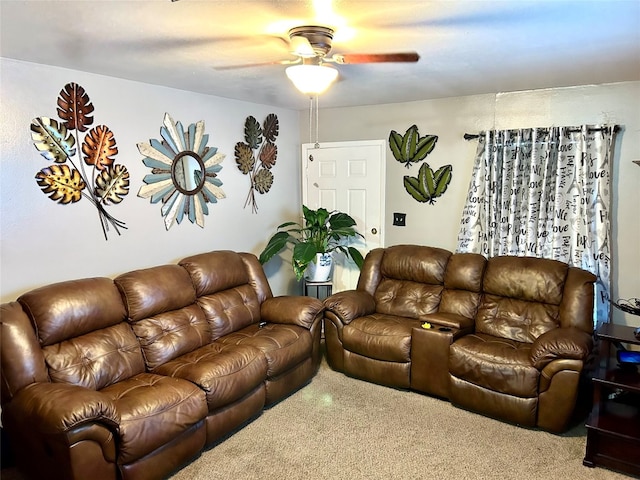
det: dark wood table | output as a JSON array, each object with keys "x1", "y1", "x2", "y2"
[{"x1": 583, "y1": 323, "x2": 640, "y2": 476}]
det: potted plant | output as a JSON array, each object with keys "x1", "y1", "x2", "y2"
[{"x1": 259, "y1": 205, "x2": 364, "y2": 281}]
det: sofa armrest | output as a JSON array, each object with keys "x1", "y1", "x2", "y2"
[
  {"x1": 530, "y1": 327, "x2": 593, "y2": 370},
  {"x1": 6, "y1": 382, "x2": 120, "y2": 434},
  {"x1": 323, "y1": 291, "x2": 376, "y2": 325},
  {"x1": 261, "y1": 296, "x2": 324, "y2": 330}
]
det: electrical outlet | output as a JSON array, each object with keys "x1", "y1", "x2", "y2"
[{"x1": 393, "y1": 213, "x2": 406, "y2": 226}]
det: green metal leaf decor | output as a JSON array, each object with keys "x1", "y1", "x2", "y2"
[
  {"x1": 235, "y1": 114, "x2": 279, "y2": 214},
  {"x1": 244, "y1": 116, "x2": 263, "y2": 149},
  {"x1": 137, "y1": 112, "x2": 226, "y2": 230},
  {"x1": 389, "y1": 124, "x2": 438, "y2": 168},
  {"x1": 29, "y1": 82, "x2": 129, "y2": 240},
  {"x1": 403, "y1": 163, "x2": 453, "y2": 204}
]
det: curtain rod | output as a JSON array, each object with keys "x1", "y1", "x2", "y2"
[{"x1": 463, "y1": 125, "x2": 620, "y2": 140}]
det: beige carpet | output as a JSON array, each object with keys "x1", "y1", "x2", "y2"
[
  {"x1": 2, "y1": 355, "x2": 634, "y2": 480},
  {"x1": 169, "y1": 357, "x2": 632, "y2": 480}
]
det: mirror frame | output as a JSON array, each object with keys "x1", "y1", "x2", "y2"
[{"x1": 171, "y1": 150, "x2": 206, "y2": 195}]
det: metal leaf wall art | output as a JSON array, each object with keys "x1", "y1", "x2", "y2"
[
  {"x1": 30, "y1": 83, "x2": 129, "y2": 240},
  {"x1": 389, "y1": 124, "x2": 452, "y2": 204},
  {"x1": 137, "y1": 113, "x2": 226, "y2": 230},
  {"x1": 403, "y1": 162, "x2": 453, "y2": 204},
  {"x1": 389, "y1": 124, "x2": 438, "y2": 168},
  {"x1": 235, "y1": 114, "x2": 279, "y2": 213}
]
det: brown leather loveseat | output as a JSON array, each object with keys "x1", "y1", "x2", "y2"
[
  {"x1": 323, "y1": 244, "x2": 596, "y2": 433},
  {"x1": 1, "y1": 250, "x2": 323, "y2": 480}
]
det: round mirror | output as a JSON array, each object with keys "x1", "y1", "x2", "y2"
[{"x1": 172, "y1": 150, "x2": 205, "y2": 195}]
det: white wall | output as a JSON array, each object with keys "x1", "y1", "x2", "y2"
[
  {"x1": 0, "y1": 58, "x2": 303, "y2": 302},
  {"x1": 3, "y1": 60, "x2": 638, "y2": 327},
  {"x1": 305, "y1": 82, "x2": 640, "y2": 327}
]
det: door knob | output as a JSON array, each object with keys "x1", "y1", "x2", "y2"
[{"x1": 371, "y1": 228, "x2": 377, "y2": 235}]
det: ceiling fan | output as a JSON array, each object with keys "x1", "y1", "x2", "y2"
[
  {"x1": 285, "y1": 25, "x2": 419, "y2": 66},
  {"x1": 216, "y1": 25, "x2": 420, "y2": 95}
]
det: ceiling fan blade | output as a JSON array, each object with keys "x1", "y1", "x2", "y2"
[
  {"x1": 372, "y1": 3, "x2": 569, "y2": 30},
  {"x1": 331, "y1": 52, "x2": 420, "y2": 64},
  {"x1": 213, "y1": 58, "x2": 300, "y2": 71},
  {"x1": 106, "y1": 34, "x2": 288, "y2": 53},
  {"x1": 289, "y1": 36, "x2": 315, "y2": 57}
]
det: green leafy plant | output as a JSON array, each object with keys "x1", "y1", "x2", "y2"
[
  {"x1": 235, "y1": 114, "x2": 279, "y2": 214},
  {"x1": 259, "y1": 205, "x2": 364, "y2": 280},
  {"x1": 403, "y1": 162, "x2": 453, "y2": 204},
  {"x1": 30, "y1": 82, "x2": 129, "y2": 240},
  {"x1": 389, "y1": 124, "x2": 438, "y2": 168}
]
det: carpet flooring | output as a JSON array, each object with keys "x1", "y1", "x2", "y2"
[{"x1": 168, "y1": 356, "x2": 634, "y2": 480}]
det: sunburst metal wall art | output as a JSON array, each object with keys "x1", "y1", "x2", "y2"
[
  {"x1": 137, "y1": 113, "x2": 226, "y2": 230},
  {"x1": 30, "y1": 82, "x2": 129, "y2": 240},
  {"x1": 234, "y1": 114, "x2": 279, "y2": 214}
]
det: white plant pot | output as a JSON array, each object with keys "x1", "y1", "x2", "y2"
[{"x1": 304, "y1": 253, "x2": 333, "y2": 282}]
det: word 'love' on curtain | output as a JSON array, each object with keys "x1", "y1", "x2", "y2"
[{"x1": 456, "y1": 125, "x2": 618, "y2": 326}]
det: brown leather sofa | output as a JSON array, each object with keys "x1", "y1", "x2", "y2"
[
  {"x1": 323, "y1": 244, "x2": 596, "y2": 433},
  {"x1": 1, "y1": 250, "x2": 323, "y2": 480}
]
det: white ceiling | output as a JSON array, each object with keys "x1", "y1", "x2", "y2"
[{"x1": 1, "y1": 0, "x2": 639, "y2": 110}]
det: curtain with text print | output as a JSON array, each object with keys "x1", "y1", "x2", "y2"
[{"x1": 457, "y1": 125, "x2": 618, "y2": 326}]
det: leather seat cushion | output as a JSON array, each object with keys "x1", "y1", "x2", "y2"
[
  {"x1": 100, "y1": 373, "x2": 207, "y2": 464},
  {"x1": 197, "y1": 284, "x2": 261, "y2": 340},
  {"x1": 449, "y1": 333, "x2": 539, "y2": 397},
  {"x1": 374, "y1": 280, "x2": 443, "y2": 318},
  {"x1": 217, "y1": 324, "x2": 312, "y2": 377},
  {"x1": 343, "y1": 314, "x2": 422, "y2": 362},
  {"x1": 43, "y1": 322, "x2": 146, "y2": 390},
  {"x1": 153, "y1": 343, "x2": 267, "y2": 410}
]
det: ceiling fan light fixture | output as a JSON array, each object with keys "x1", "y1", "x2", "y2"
[{"x1": 285, "y1": 64, "x2": 338, "y2": 95}]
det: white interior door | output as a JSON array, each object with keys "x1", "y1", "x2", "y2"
[{"x1": 302, "y1": 140, "x2": 385, "y2": 292}]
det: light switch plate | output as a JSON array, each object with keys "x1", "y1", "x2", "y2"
[{"x1": 393, "y1": 213, "x2": 406, "y2": 226}]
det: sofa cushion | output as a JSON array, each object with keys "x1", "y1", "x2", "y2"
[
  {"x1": 449, "y1": 333, "x2": 539, "y2": 397},
  {"x1": 380, "y1": 245, "x2": 451, "y2": 284},
  {"x1": 476, "y1": 257, "x2": 568, "y2": 343},
  {"x1": 180, "y1": 251, "x2": 250, "y2": 297},
  {"x1": 438, "y1": 252, "x2": 486, "y2": 319},
  {"x1": 197, "y1": 284, "x2": 262, "y2": 340},
  {"x1": 43, "y1": 322, "x2": 146, "y2": 390},
  {"x1": 372, "y1": 245, "x2": 450, "y2": 318},
  {"x1": 437, "y1": 289, "x2": 481, "y2": 321},
  {"x1": 375, "y1": 280, "x2": 443, "y2": 318},
  {"x1": 132, "y1": 305, "x2": 210, "y2": 370},
  {"x1": 482, "y1": 256, "x2": 568, "y2": 305},
  {"x1": 217, "y1": 324, "x2": 312, "y2": 377},
  {"x1": 476, "y1": 294, "x2": 560, "y2": 344},
  {"x1": 18, "y1": 277, "x2": 126, "y2": 346},
  {"x1": 100, "y1": 373, "x2": 207, "y2": 465},
  {"x1": 153, "y1": 343, "x2": 267, "y2": 410},
  {"x1": 443, "y1": 252, "x2": 486, "y2": 291},
  {"x1": 116, "y1": 265, "x2": 210, "y2": 369},
  {"x1": 343, "y1": 314, "x2": 422, "y2": 362},
  {"x1": 115, "y1": 265, "x2": 197, "y2": 322}
]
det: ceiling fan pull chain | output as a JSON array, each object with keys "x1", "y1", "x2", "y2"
[
  {"x1": 315, "y1": 94, "x2": 320, "y2": 148},
  {"x1": 309, "y1": 96, "x2": 313, "y2": 146}
]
